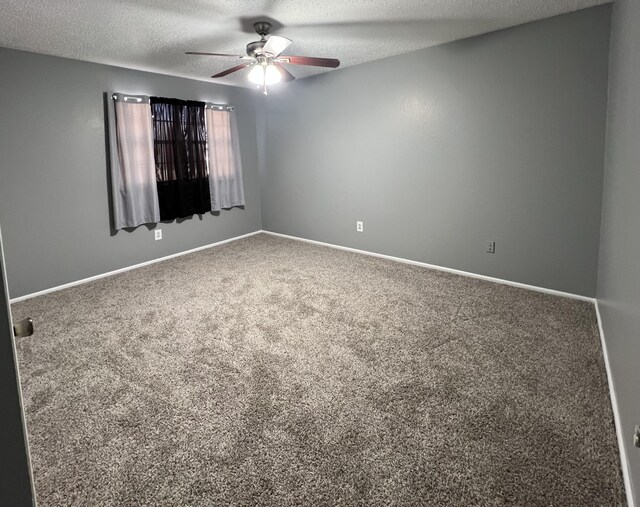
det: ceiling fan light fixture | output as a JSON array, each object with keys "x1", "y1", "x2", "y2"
[
  {"x1": 264, "y1": 64, "x2": 282, "y2": 85},
  {"x1": 247, "y1": 64, "x2": 265, "y2": 85},
  {"x1": 247, "y1": 63, "x2": 281, "y2": 86}
]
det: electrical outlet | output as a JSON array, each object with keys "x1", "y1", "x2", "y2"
[
  {"x1": 356, "y1": 221, "x2": 364, "y2": 233},
  {"x1": 486, "y1": 240, "x2": 495, "y2": 254},
  {"x1": 154, "y1": 229, "x2": 162, "y2": 241}
]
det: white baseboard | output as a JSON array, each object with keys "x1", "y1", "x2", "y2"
[
  {"x1": 262, "y1": 230, "x2": 595, "y2": 303},
  {"x1": 10, "y1": 230, "x2": 262, "y2": 304},
  {"x1": 12, "y1": 228, "x2": 595, "y2": 305},
  {"x1": 595, "y1": 302, "x2": 635, "y2": 507}
]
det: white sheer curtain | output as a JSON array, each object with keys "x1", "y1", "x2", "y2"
[
  {"x1": 109, "y1": 93, "x2": 160, "y2": 229},
  {"x1": 205, "y1": 107, "x2": 245, "y2": 211}
]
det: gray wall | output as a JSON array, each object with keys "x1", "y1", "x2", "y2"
[
  {"x1": 260, "y1": 6, "x2": 611, "y2": 297},
  {"x1": 0, "y1": 4, "x2": 633, "y2": 502},
  {"x1": 0, "y1": 228, "x2": 34, "y2": 506},
  {"x1": 597, "y1": 0, "x2": 640, "y2": 501},
  {"x1": 0, "y1": 48, "x2": 262, "y2": 299}
]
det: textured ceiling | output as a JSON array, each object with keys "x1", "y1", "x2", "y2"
[{"x1": 0, "y1": 0, "x2": 610, "y2": 88}]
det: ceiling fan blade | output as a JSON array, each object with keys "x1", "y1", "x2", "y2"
[
  {"x1": 212, "y1": 63, "x2": 251, "y2": 78},
  {"x1": 186, "y1": 51, "x2": 243, "y2": 57},
  {"x1": 262, "y1": 35, "x2": 292, "y2": 57},
  {"x1": 278, "y1": 55, "x2": 340, "y2": 68},
  {"x1": 275, "y1": 65, "x2": 296, "y2": 82}
]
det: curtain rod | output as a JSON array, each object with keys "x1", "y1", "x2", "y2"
[
  {"x1": 111, "y1": 93, "x2": 234, "y2": 111},
  {"x1": 111, "y1": 94, "x2": 149, "y2": 103},
  {"x1": 206, "y1": 103, "x2": 235, "y2": 111}
]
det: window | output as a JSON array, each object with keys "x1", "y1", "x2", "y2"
[
  {"x1": 108, "y1": 93, "x2": 245, "y2": 230},
  {"x1": 150, "y1": 97, "x2": 210, "y2": 220}
]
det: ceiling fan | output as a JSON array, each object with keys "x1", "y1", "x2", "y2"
[{"x1": 186, "y1": 21, "x2": 340, "y2": 94}]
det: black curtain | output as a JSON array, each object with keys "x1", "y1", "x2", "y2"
[{"x1": 150, "y1": 97, "x2": 211, "y2": 220}]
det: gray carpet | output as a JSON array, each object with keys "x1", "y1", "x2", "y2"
[{"x1": 13, "y1": 233, "x2": 625, "y2": 506}]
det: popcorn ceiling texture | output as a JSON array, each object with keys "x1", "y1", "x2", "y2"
[
  {"x1": 0, "y1": 0, "x2": 610, "y2": 87},
  {"x1": 13, "y1": 234, "x2": 625, "y2": 506}
]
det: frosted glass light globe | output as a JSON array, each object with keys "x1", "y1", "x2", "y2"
[
  {"x1": 264, "y1": 64, "x2": 282, "y2": 85},
  {"x1": 247, "y1": 64, "x2": 265, "y2": 85}
]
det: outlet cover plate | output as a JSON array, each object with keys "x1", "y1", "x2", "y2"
[
  {"x1": 486, "y1": 240, "x2": 495, "y2": 254},
  {"x1": 155, "y1": 229, "x2": 162, "y2": 241}
]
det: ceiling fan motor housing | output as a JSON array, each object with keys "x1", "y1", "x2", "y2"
[{"x1": 246, "y1": 40, "x2": 267, "y2": 57}]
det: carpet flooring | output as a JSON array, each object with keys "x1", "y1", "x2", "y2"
[{"x1": 13, "y1": 233, "x2": 625, "y2": 506}]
